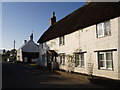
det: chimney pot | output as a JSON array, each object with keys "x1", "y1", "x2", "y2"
[
  {"x1": 50, "y1": 12, "x2": 56, "y2": 26},
  {"x1": 24, "y1": 40, "x2": 27, "y2": 44},
  {"x1": 30, "y1": 33, "x2": 33, "y2": 41},
  {"x1": 86, "y1": 0, "x2": 90, "y2": 5}
]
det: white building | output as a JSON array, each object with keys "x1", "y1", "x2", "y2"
[
  {"x1": 17, "y1": 33, "x2": 39, "y2": 63},
  {"x1": 37, "y1": 2, "x2": 120, "y2": 80}
]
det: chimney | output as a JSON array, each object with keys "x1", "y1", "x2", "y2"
[
  {"x1": 24, "y1": 40, "x2": 27, "y2": 44},
  {"x1": 86, "y1": 0, "x2": 90, "y2": 5},
  {"x1": 50, "y1": 12, "x2": 56, "y2": 26},
  {"x1": 30, "y1": 33, "x2": 33, "y2": 41}
]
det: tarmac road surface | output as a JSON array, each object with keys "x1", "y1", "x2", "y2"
[{"x1": 2, "y1": 62, "x2": 106, "y2": 88}]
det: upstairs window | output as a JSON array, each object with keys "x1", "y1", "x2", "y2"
[
  {"x1": 59, "y1": 36, "x2": 65, "y2": 46},
  {"x1": 97, "y1": 20, "x2": 111, "y2": 38}
]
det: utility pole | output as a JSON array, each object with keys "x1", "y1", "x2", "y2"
[
  {"x1": 14, "y1": 40, "x2": 15, "y2": 50},
  {"x1": 13, "y1": 40, "x2": 16, "y2": 60}
]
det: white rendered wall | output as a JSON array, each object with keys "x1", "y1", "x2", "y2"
[
  {"x1": 76, "y1": 17, "x2": 119, "y2": 79},
  {"x1": 39, "y1": 17, "x2": 119, "y2": 79},
  {"x1": 118, "y1": 17, "x2": 120, "y2": 79},
  {"x1": 16, "y1": 49, "x2": 23, "y2": 61}
]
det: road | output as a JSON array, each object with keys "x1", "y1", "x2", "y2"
[{"x1": 2, "y1": 62, "x2": 106, "y2": 88}]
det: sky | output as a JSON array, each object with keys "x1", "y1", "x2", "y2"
[{"x1": 1, "y1": 1, "x2": 86, "y2": 50}]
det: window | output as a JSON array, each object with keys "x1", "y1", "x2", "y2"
[
  {"x1": 59, "y1": 36, "x2": 65, "y2": 46},
  {"x1": 75, "y1": 53, "x2": 84, "y2": 67},
  {"x1": 41, "y1": 43, "x2": 43, "y2": 48},
  {"x1": 59, "y1": 53, "x2": 65, "y2": 65},
  {"x1": 42, "y1": 55, "x2": 45, "y2": 63},
  {"x1": 97, "y1": 20, "x2": 111, "y2": 38},
  {"x1": 98, "y1": 51, "x2": 113, "y2": 70}
]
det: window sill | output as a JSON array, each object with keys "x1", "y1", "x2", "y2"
[
  {"x1": 97, "y1": 34, "x2": 111, "y2": 39},
  {"x1": 75, "y1": 66, "x2": 85, "y2": 68},
  {"x1": 59, "y1": 44, "x2": 65, "y2": 46},
  {"x1": 98, "y1": 68, "x2": 113, "y2": 71},
  {"x1": 61, "y1": 64, "x2": 65, "y2": 66}
]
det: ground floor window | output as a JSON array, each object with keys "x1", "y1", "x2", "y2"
[
  {"x1": 42, "y1": 54, "x2": 45, "y2": 63},
  {"x1": 98, "y1": 51, "x2": 113, "y2": 70},
  {"x1": 75, "y1": 53, "x2": 84, "y2": 67},
  {"x1": 59, "y1": 53, "x2": 65, "y2": 65}
]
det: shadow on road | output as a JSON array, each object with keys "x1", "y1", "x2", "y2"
[
  {"x1": 2, "y1": 62, "x2": 116, "y2": 88},
  {"x1": 88, "y1": 76, "x2": 120, "y2": 88}
]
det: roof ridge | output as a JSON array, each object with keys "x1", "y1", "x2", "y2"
[{"x1": 37, "y1": 2, "x2": 120, "y2": 43}]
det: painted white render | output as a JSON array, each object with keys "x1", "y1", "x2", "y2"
[
  {"x1": 118, "y1": 17, "x2": 120, "y2": 79},
  {"x1": 76, "y1": 17, "x2": 119, "y2": 79},
  {"x1": 38, "y1": 17, "x2": 120, "y2": 80},
  {"x1": 16, "y1": 49, "x2": 23, "y2": 61}
]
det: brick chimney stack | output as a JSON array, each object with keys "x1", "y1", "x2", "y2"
[
  {"x1": 50, "y1": 12, "x2": 56, "y2": 26},
  {"x1": 30, "y1": 33, "x2": 33, "y2": 41},
  {"x1": 24, "y1": 40, "x2": 27, "y2": 44},
  {"x1": 86, "y1": 0, "x2": 91, "y2": 5}
]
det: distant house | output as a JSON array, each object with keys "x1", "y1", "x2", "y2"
[
  {"x1": 17, "y1": 33, "x2": 39, "y2": 63},
  {"x1": 37, "y1": 2, "x2": 120, "y2": 80},
  {"x1": 0, "y1": 50, "x2": 3, "y2": 61},
  {"x1": 0, "y1": 50, "x2": 3, "y2": 54}
]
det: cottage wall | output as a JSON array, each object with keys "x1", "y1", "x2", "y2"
[
  {"x1": 39, "y1": 17, "x2": 120, "y2": 79},
  {"x1": 94, "y1": 17, "x2": 119, "y2": 79},
  {"x1": 118, "y1": 17, "x2": 120, "y2": 79},
  {"x1": 76, "y1": 17, "x2": 119, "y2": 79},
  {"x1": 16, "y1": 49, "x2": 23, "y2": 62}
]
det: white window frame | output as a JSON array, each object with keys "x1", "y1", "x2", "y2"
[
  {"x1": 59, "y1": 36, "x2": 65, "y2": 46},
  {"x1": 97, "y1": 20, "x2": 111, "y2": 38},
  {"x1": 98, "y1": 51, "x2": 113, "y2": 70},
  {"x1": 59, "y1": 53, "x2": 65, "y2": 65},
  {"x1": 75, "y1": 53, "x2": 84, "y2": 68}
]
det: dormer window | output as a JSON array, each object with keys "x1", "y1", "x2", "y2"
[
  {"x1": 59, "y1": 36, "x2": 65, "y2": 46},
  {"x1": 97, "y1": 20, "x2": 111, "y2": 38}
]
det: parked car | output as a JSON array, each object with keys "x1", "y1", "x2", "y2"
[{"x1": 7, "y1": 58, "x2": 14, "y2": 62}]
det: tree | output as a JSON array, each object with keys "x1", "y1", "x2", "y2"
[
  {"x1": 2, "y1": 49, "x2": 17, "y2": 61},
  {"x1": 10, "y1": 49, "x2": 17, "y2": 61},
  {"x1": 2, "y1": 50, "x2": 10, "y2": 61},
  {"x1": 3, "y1": 49, "x2": 6, "y2": 54}
]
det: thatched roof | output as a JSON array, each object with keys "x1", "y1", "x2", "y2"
[{"x1": 37, "y1": 2, "x2": 120, "y2": 43}]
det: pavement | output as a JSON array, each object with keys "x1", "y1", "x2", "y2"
[{"x1": 2, "y1": 62, "x2": 107, "y2": 88}]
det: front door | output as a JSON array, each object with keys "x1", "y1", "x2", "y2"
[
  {"x1": 46, "y1": 50, "x2": 58, "y2": 70},
  {"x1": 28, "y1": 57, "x2": 31, "y2": 63},
  {"x1": 24, "y1": 57, "x2": 27, "y2": 62}
]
